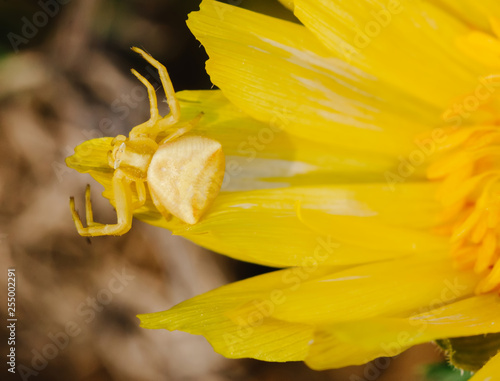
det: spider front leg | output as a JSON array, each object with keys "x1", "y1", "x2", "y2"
[
  {"x1": 132, "y1": 47, "x2": 180, "y2": 125},
  {"x1": 70, "y1": 171, "x2": 137, "y2": 236},
  {"x1": 130, "y1": 47, "x2": 181, "y2": 135},
  {"x1": 129, "y1": 68, "x2": 161, "y2": 139}
]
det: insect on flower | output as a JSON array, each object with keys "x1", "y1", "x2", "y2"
[{"x1": 69, "y1": 47, "x2": 225, "y2": 236}]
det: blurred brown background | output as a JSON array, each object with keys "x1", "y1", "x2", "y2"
[{"x1": 0, "y1": 0, "x2": 446, "y2": 380}]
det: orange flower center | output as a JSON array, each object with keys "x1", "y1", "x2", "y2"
[
  {"x1": 428, "y1": 125, "x2": 500, "y2": 293},
  {"x1": 427, "y1": 19, "x2": 500, "y2": 294}
]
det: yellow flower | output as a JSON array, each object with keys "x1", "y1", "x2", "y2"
[{"x1": 66, "y1": 0, "x2": 500, "y2": 376}]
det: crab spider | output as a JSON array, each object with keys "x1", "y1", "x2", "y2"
[{"x1": 70, "y1": 47, "x2": 225, "y2": 236}]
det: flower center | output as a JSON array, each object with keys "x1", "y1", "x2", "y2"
[
  {"x1": 427, "y1": 20, "x2": 500, "y2": 294},
  {"x1": 428, "y1": 126, "x2": 500, "y2": 293}
]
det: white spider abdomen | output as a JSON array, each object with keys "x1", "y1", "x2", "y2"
[{"x1": 147, "y1": 135, "x2": 225, "y2": 224}]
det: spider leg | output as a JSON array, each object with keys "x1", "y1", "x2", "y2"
[
  {"x1": 158, "y1": 113, "x2": 204, "y2": 144},
  {"x1": 131, "y1": 47, "x2": 180, "y2": 127},
  {"x1": 132, "y1": 180, "x2": 147, "y2": 210},
  {"x1": 84, "y1": 184, "x2": 98, "y2": 226},
  {"x1": 70, "y1": 171, "x2": 134, "y2": 236},
  {"x1": 70, "y1": 196, "x2": 86, "y2": 232},
  {"x1": 129, "y1": 69, "x2": 160, "y2": 139},
  {"x1": 70, "y1": 185, "x2": 104, "y2": 231}
]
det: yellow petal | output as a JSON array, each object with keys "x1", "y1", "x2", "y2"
[
  {"x1": 270, "y1": 256, "x2": 478, "y2": 325},
  {"x1": 431, "y1": 0, "x2": 500, "y2": 32},
  {"x1": 492, "y1": 16, "x2": 500, "y2": 39},
  {"x1": 138, "y1": 267, "x2": 322, "y2": 361},
  {"x1": 65, "y1": 136, "x2": 114, "y2": 190},
  {"x1": 187, "y1": 1, "x2": 440, "y2": 157},
  {"x1": 278, "y1": 0, "x2": 293, "y2": 11},
  {"x1": 306, "y1": 293, "x2": 500, "y2": 370},
  {"x1": 174, "y1": 90, "x2": 397, "y2": 189},
  {"x1": 90, "y1": 173, "x2": 446, "y2": 267},
  {"x1": 470, "y1": 351, "x2": 500, "y2": 381},
  {"x1": 168, "y1": 182, "x2": 446, "y2": 267},
  {"x1": 293, "y1": 0, "x2": 485, "y2": 110},
  {"x1": 297, "y1": 181, "x2": 444, "y2": 229},
  {"x1": 138, "y1": 259, "x2": 482, "y2": 365},
  {"x1": 456, "y1": 30, "x2": 500, "y2": 68},
  {"x1": 299, "y1": 208, "x2": 447, "y2": 253},
  {"x1": 65, "y1": 136, "x2": 113, "y2": 175}
]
